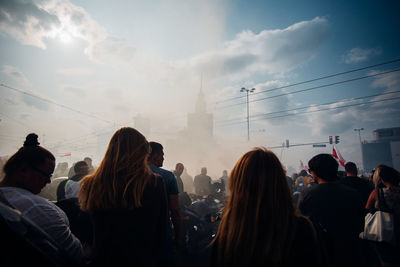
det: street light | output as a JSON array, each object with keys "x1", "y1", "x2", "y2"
[
  {"x1": 354, "y1": 128, "x2": 364, "y2": 170},
  {"x1": 240, "y1": 87, "x2": 256, "y2": 141},
  {"x1": 354, "y1": 128, "x2": 364, "y2": 143}
]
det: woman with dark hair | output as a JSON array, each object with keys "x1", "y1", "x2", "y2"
[
  {"x1": 0, "y1": 133, "x2": 83, "y2": 263},
  {"x1": 211, "y1": 147, "x2": 320, "y2": 267},
  {"x1": 78, "y1": 127, "x2": 168, "y2": 266},
  {"x1": 365, "y1": 165, "x2": 400, "y2": 266}
]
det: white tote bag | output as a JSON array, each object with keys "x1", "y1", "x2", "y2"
[{"x1": 360, "y1": 208, "x2": 396, "y2": 245}]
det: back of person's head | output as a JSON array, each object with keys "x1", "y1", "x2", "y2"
[
  {"x1": 215, "y1": 147, "x2": 296, "y2": 267},
  {"x1": 201, "y1": 167, "x2": 207, "y2": 175},
  {"x1": 222, "y1": 170, "x2": 228, "y2": 176},
  {"x1": 299, "y1": 170, "x2": 308, "y2": 177},
  {"x1": 83, "y1": 157, "x2": 92, "y2": 165},
  {"x1": 345, "y1": 162, "x2": 357, "y2": 176},
  {"x1": 73, "y1": 161, "x2": 89, "y2": 175},
  {"x1": 79, "y1": 127, "x2": 151, "y2": 211},
  {"x1": 373, "y1": 165, "x2": 400, "y2": 187},
  {"x1": 308, "y1": 154, "x2": 338, "y2": 182},
  {"x1": 3, "y1": 133, "x2": 55, "y2": 178},
  {"x1": 149, "y1": 142, "x2": 163, "y2": 157}
]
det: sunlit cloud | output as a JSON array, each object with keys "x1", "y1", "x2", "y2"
[
  {"x1": 0, "y1": 0, "x2": 135, "y2": 64},
  {"x1": 342, "y1": 47, "x2": 382, "y2": 64},
  {"x1": 183, "y1": 16, "x2": 329, "y2": 81}
]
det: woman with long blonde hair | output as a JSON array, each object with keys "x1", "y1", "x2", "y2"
[
  {"x1": 79, "y1": 127, "x2": 167, "y2": 266},
  {"x1": 211, "y1": 148, "x2": 320, "y2": 267},
  {"x1": 365, "y1": 165, "x2": 400, "y2": 266}
]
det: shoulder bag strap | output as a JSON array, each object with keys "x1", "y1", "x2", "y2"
[{"x1": 377, "y1": 187, "x2": 390, "y2": 211}]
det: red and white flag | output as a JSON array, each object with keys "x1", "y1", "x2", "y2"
[
  {"x1": 60, "y1": 153, "x2": 71, "y2": 157},
  {"x1": 332, "y1": 146, "x2": 346, "y2": 167},
  {"x1": 300, "y1": 160, "x2": 309, "y2": 171}
]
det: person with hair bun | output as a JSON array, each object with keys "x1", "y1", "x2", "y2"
[
  {"x1": 211, "y1": 148, "x2": 321, "y2": 267},
  {"x1": 0, "y1": 133, "x2": 83, "y2": 263},
  {"x1": 79, "y1": 127, "x2": 168, "y2": 267}
]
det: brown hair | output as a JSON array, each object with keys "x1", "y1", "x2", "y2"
[
  {"x1": 79, "y1": 127, "x2": 151, "y2": 211},
  {"x1": 214, "y1": 147, "x2": 297, "y2": 267}
]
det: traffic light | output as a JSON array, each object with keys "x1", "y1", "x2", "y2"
[
  {"x1": 329, "y1": 136, "x2": 333, "y2": 144},
  {"x1": 335, "y1": 136, "x2": 340, "y2": 144},
  {"x1": 286, "y1": 139, "x2": 289, "y2": 148}
]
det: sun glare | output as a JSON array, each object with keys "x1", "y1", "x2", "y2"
[{"x1": 59, "y1": 31, "x2": 72, "y2": 44}]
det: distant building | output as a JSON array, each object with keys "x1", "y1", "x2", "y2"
[
  {"x1": 362, "y1": 127, "x2": 400, "y2": 172},
  {"x1": 165, "y1": 86, "x2": 217, "y2": 176},
  {"x1": 186, "y1": 88, "x2": 214, "y2": 139}
]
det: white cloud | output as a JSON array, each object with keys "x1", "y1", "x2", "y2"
[
  {"x1": 182, "y1": 17, "x2": 329, "y2": 80},
  {"x1": 0, "y1": 0, "x2": 135, "y2": 64},
  {"x1": 343, "y1": 47, "x2": 382, "y2": 64},
  {"x1": 303, "y1": 70, "x2": 400, "y2": 135},
  {"x1": 0, "y1": 0, "x2": 60, "y2": 49}
]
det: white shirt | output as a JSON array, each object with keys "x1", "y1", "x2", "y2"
[
  {"x1": 65, "y1": 180, "x2": 80, "y2": 199},
  {"x1": 0, "y1": 187, "x2": 83, "y2": 262}
]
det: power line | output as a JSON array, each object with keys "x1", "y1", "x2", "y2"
[
  {"x1": 0, "y1": 83, "x2": 114, "y2": 124},
  {"x1": 216, "y1": 90, "x2": 400, "y2": 125},
  {"x1": 216, "y1": 68, "x2": 400, "y2": 110},
  {"x1": 216, "y1": 58, "x2": 400, "y2": 104},
  {"x1": 217, "y1": 96, "x2": 400, "y2": 127}
]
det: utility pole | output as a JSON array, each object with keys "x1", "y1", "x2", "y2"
[{"x1": 240, "y1": 87, "x2": 255, "y2": 141}]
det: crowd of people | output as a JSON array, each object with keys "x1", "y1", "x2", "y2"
[{"x1": 0, "y1": 127, "x2": 399, "y2": 267}]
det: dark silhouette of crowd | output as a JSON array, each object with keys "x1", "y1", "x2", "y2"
[{"x1": 0, "y1": 128, "x2": 399, "y2": 267}]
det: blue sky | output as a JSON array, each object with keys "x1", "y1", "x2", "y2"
[{"x1": 1, "y1": 0, "x2": 399, "y2": 176}]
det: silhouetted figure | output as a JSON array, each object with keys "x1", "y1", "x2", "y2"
[
  {"x1": 84, "y1": 157, "x2": 95, "y2": 174},
  {"x1": 365, "y1": 165, "x2": 400, "y2": 266},
  {"x1": 211, "y1": 148, "x2": 321, "y2": 267},
  {"x1": 219, "y1": 170, "x2": 228, "y2": 194},
  {"x1": 194, "y1": 167, "x2": 212, "y2": 196},
  {"x1": 148, "y1": 141, "x2": 182, "y2": 266},
  {"x1": 299, "y1": 154, "x2": 364, "y2": 267},
  {"x1": 57, "y1": 160, "x2": 89, "y2": 201},
  {"x1": 338, "y1": 161, "x2": 373, "y2": 206},
  {"x1": 173, "y1": 163, "x2": 185, "y2": 194},
  {"x1": 79, "y1": 128, "x2": 168, "y2": 267},
  {"x1": 0, "y1": 133, "x2": 83, "y2": 264}
]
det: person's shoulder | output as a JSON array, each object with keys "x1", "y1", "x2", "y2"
[
  {"x1": 1, "y1": 187, "x2": 43, "y2": 202},
  {"x1": 149, "y1": 173, "x2": 164, "y2": 186}
]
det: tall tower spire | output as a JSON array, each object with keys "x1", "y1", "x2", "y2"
[{"x1": 195, "y1": 74, "x2": 206, "y2": 113}]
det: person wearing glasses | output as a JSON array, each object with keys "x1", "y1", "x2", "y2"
[{"x1": 0, "y1": 133, "x2": 83, "y2": 264}]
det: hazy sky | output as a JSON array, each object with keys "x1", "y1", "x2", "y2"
[{"x1": 1, "y1": 0, "x2": 400, "y2": 176}]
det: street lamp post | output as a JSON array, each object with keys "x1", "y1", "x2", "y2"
[
  {"x1": 354, "y1": 128, "x2": 364, "y2": 170},
  {"x1": 354, "y1": 128, "x2": 364, "y2": 144},
  {"x1": 240, "y1": 87, "x2": 255, "y2": 141}
]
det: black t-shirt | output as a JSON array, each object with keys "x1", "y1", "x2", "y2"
[
  {"x1": 299, "y1": 183, "x2": 364, "y2": 266},
  {"x1": 89, "y1": 175, "x2": 168, "y2": 267},
  {"x1": 337, "y1": 176, "x2": 373, "y2": 206}
]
